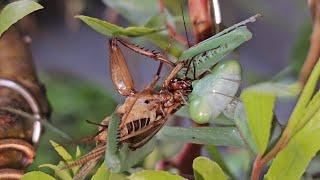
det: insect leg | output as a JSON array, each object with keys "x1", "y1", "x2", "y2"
[
  {"x1": 116, "y1": 38, "x2": 175, "y2": 67},
  {"x1": 62, "y1": 144, "x2": 106, "y2": 169},
  {"x1": 163, "y1": 62, "x2": 185, "y2": 87},
  {"x1": 73, "y1": 157, "x2": 101, "y2": 180},
  {"x1": 105, "y1": 113, "x2": 122, "y2": 172},
  {"x1": 143, "y1": 62, "x2": 162, "y2": 91},
  {"x1": 109, "y1": 38, "x2": 135, "y2": 96},
  {"x1": 144, "y1": 25, "x2": 175, "y2": 91}
]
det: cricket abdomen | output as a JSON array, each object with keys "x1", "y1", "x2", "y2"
[{"x1": 125, "y1": 118, "x2": 150, "y2": 135}]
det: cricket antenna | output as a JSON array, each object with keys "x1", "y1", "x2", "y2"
[
  {"x1": 181, "y1": 1, "x2": 196, "y2": 78},
  {"x1": 180, "y1": 3, "x2": 191, "y2": 48}
]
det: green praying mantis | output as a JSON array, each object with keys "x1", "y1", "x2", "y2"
[{"x1": 64, "y1": 14, "x2": 260, "y2": 178}]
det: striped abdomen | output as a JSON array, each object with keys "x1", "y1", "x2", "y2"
[{"x1": 125, "y1": 118, "x2": 150, "y2": 135}]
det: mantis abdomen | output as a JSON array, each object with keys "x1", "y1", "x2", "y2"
[{"x1": 189, "y1": 60, "x2": 242, "y2": 123}]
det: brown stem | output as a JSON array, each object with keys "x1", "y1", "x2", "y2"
[
  {"x1": 250, "y1": 129, "x2": 291, "y2": 179},
  {"x1": 159, "y1": 0, "x2": 188, "y2": 46},
  {"x1": 0, "y1": 26, "x2": 51, "y2": 178},
  {"x1": 299, "y1": 0, "x2": 320, "y2": 85},
  {"x1": 188, "y1": 0, "x2": 214, "y2": 42},
  {"x1": 251, "y1": 155, "x2": 263, "y2": 180}
]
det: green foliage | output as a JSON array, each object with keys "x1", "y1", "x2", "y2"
[
  {"x1": 22, "y1": 171, "x2": 55, "y2": 180},
  {"x1": 0, "y1": 0, "x2": 43, "y2": 37},
  {"x1": 25, "y1": 140, "x2": 227, "y2": 180},
  {"x1": 241, "y1": 81, "x2": 301, "y2": 154},
  {"x1": 193, "y1": 157, "x2": 228, "y2": 180},
  {"x1": 243, "y1": 82, "x2": 301, "y2": 98},
  {"x1": 91, "y1": 163, "x2": 111, "y2": 180},
  {"x1": 233, "y1": 103, "x2": 258, "y2": 154},
  {"x1": 102, "y1": 0, "x2": 181, "y2": 25},
  {"x1": 102, "y1": 0, "x2": 159, "y2": 25},
  {"x1": 129, "y1": 170, "x2": 186, "y2": 180},
  {"x1": 144, "y1": 13, "x2": 183, "y2": 57},
  {"x1": 241, "y1": 89, "x2": 276, "y2": 154},
  {"x1": 205, "y1": 145, "x2": 234, "y2": 178},
  {"x1": 28, "y1": 74, "x2": 117, "y2": 171},
  {"x1": 286, "y1": 61, "x2": 320, "y2": 135},
  {"x1": 76, "y1": 15, "x2": 159, "y2": 37},
  {"x1": 265, "y1": 60, "x2": 320, "y2": 179},
  {"x1": 265, "y1": 106, "x2": 320, "y2": 179},
  {"x1": 100, "y1": 0, "x2": 184, "y2": 57},
  {"x1": 49, "y1": 140, "x2": 73, "y2": 161},
  {"x1": 24, "y1": 141, "x2": 126, "y2": 180}
]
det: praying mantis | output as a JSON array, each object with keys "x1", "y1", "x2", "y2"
[{"x1": 65, "y1": 14, "x2": 260, "y2": 178}]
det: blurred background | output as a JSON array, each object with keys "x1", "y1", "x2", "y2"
[{"x1": 14, "y1": 0, "x2": 311, "y2": 176}]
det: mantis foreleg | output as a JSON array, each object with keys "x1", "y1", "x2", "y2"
[{"x1": 105, "y1": 113, "x2": 156, "y2": 173}]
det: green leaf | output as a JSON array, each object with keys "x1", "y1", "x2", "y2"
[
  {"x1": 145, "y1": 33, "x2": 182, "y2": 57},
  {"x1": 129, "y1": 170, "x2": 185, "y2": 180},
  {"x1": 144, "y1": 13, "x2": 167, "y2": 29},
  {"x1": 109, "y1": 173, "x2": 127, "y2": 180},
  {"x1": 49, "y1": 140, "x2": 73, "y2": 161},
  {"x1": 39, "y1": 162, "x2": 73, "y2": 180},
  {"x1": 72, "y1": 146, "x2": 82, "y2": 174},
  {"x1": 22, "y1": 171, "x2": 56, "y2": 180},
  {"x1": 193, "y1": 157, "x2": 228, "y2": 180},
  {"x1": 205, "y1": 146, "x2": 234, "y2": 178},
  {"x1": 158, "y1": 126, "x2": 244, "y2": 147},
  {"x1": 287, "y1": 60, "x2": 320, "y2": 135},
  {"x1": 91, "y1": 162, "x2": 111, "y2": 180},
  {"x1": 265, "y1": 108, "x2": 320, "y2": 179},
  {"x1": 241, "y1": 90, "x2": 276, "y2": 154},
  {"x1": 244, "y1": 82, "x2": 301, "y2": 97},
  {"x1": 76, "y1": 146, "x2": 81, "y2": 158},
  {"x1": 0, "y1": 0, "x2": 43, "y2": 37},
  {"x1": 102, "y1": 0, "x2": 159, "y2": 25},
  {"x1": 76, "y1": 15, "x2": 159, "y2": 37},
  {"x1": 233, "y1": 103, "x2": 258, "y2": 154}
]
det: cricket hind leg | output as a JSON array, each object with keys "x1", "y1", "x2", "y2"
[
  {"x1": 144, "y1": 35, "x2": 174, "y2": 91},
  {"x1": 143, "y1": 62, "x2": 163, "y2": 91},
  {"x1": 62, "y1": 144, "x2": 106, "y2": 170},
  {"x1": 73, "y1": 157, "x2": 101, "y2": 180}
]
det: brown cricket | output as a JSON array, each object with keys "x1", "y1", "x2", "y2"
[{"x1": 65, "y1": 37, "x2": 194, "y2": 178}]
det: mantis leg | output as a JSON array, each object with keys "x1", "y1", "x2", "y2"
[
  {"x1": 105, "y1": 113, "x2": 122, "y2": 172},
  {"x1": 105, "y1": 113, "x2": 156, "y2": 173},
  {"x1": 157, "y1": 126, "x2": 244, "y2": 147}
]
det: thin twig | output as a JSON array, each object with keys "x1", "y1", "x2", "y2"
[{"x1": 299, "y1": 0, "x2": 320, "y2": 85}]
